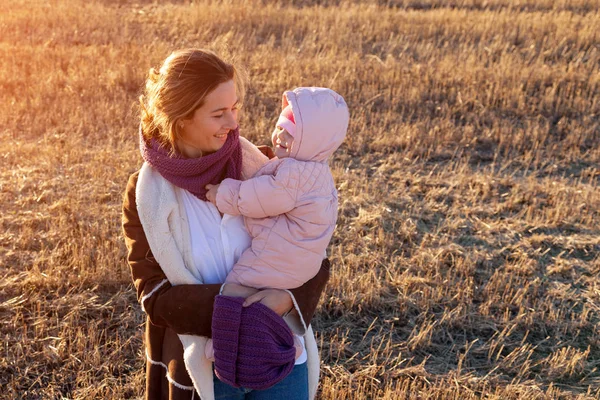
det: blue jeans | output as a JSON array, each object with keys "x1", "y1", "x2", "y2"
[{"x1": 213, "y1": 362, "x2": 309, "y2": 400}]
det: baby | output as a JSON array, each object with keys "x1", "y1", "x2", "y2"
[{"x1": 205, "y1": 87, "x2": 349, "y2": 363}]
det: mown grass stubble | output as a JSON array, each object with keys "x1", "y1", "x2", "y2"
[{"x1": 0, "y1": 0, "x2": 598, "y2": 398}]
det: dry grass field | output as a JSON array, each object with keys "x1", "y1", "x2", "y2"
[{"x1": 1, "y1": 0, "x2": 599, "y2": 398}]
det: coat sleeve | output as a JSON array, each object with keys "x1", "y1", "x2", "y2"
[
  {"x1": 122, "y1": 170, "x2": 330, "y2": 335},
  {"x1": 216, "y1": 161, "x2": 298, "y2": 218}
]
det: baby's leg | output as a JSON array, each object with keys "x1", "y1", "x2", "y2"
[{"x1": 205, "y1": 338, "x2": 215, "y2": 362}]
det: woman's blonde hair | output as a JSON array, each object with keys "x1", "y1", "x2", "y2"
[{"x1": 139, "y1": 48, "x2": 245, "y2": 151}]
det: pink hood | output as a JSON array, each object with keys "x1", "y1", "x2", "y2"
[{"x1": 282, "y1": 87, "x2": 349, "y2": 162}]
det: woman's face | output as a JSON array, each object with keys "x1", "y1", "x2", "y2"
[{"x1": 178, "y1": 79, "x2": 239, "y2": 158}]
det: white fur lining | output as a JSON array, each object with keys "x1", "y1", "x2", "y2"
[
  {"x1": 140, "y1": 279, "x2": 168, "y2": 313},
  {"x1": 145, "y1": 349, "x2": 196, "y2": 391},
  {"x1": 239, "y1": 137, "x2": 270, "y2": 179}
]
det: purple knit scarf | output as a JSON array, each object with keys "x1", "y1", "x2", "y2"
[{"x1": 139, "y1": 126, "x2": 242, "y2": 201}]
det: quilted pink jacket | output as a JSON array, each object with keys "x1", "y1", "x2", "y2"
[{"x1": 215, "y1": 87, "x2": 349, "y2": 289}]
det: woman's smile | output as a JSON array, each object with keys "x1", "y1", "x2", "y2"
[{"x1": 215, "y1": 132, "x2": 229, "y2": 142}]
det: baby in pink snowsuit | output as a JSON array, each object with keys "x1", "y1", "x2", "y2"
[{"x1": 205, "y1": 87, "x2": 349, "y2": 361}]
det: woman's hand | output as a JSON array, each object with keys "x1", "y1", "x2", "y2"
[
  {"x1": 243, "y1": 289, "x2": 294, "y2": 317},
  {"x1": 221, "y1": 283, "x2": 259, "y2": 298}
]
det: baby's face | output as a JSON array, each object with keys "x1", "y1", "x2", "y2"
[{"x1": 271, "y1": 126, "x2": 294, "y2": 159}]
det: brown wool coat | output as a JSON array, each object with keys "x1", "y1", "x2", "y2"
[{"x1": 122, "y1": 170, "x2": 331, "y2": 400}]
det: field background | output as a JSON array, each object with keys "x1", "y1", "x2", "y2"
[{"x1": 1, "y1": 0, "x2": 599, "y2": 398}]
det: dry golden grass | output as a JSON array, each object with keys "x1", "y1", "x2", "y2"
[{"x1": 1, "y1": 0, "x2": 599, "y2": 398}]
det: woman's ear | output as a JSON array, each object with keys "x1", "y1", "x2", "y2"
[{"x1": 174, "y1": 120, "x2": 185, "y2": 139}]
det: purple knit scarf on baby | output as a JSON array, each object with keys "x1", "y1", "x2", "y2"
[{"x1": 139, "y1": 126, "x2": 242, "y2": 201}]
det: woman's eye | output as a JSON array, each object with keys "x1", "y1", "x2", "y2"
[{"x1": 213, "y1": 114, "x2": 224, "y2": 118}]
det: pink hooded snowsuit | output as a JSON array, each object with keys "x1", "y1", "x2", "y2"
[{"x1": 216, "y1": 87, "x2": 349, "y2": 289}]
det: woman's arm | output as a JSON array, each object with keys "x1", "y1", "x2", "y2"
[{"x1": 241, "y1": 260, "x2": 330, "y2": 335}]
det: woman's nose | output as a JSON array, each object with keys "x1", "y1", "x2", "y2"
[{"x1": 225, "y1": 111, "x2": 237, "y2": 129}]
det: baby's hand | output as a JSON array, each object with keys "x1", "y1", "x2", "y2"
[{"x1": 205, "y1": 184, "x2": 220, "y2": 205}]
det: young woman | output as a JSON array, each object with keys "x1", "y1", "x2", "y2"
[{"x1": 121, "y1": 49, "x2": 330, "y2": 400}]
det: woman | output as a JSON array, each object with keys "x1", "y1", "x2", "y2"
[{"x1": 121, "y1": 48, "x2": 330, "y2": 400}]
